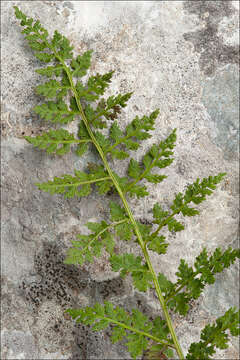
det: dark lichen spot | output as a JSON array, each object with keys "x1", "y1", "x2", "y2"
[{"x1": 183, "y1": 1, "x2": 238, "y2": 75}]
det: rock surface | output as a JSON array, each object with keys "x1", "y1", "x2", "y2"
[{"x1": 1, "y1": 1, "x2": 239, "y2": 359}]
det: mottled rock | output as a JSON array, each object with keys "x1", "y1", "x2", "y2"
[
  {"x1": 1, "y1": 1, "x2": 239, "y2": 359},
  {"x1": 183, "y1": 0, "x2": 239, "y2": 75},
  {"x1": 201, "y1": 65, "x2": 239, "y2": 159}
]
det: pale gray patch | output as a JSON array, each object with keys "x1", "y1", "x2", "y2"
[{"x1": 201, "y1": 65, "x2": 239, "y2": 159}]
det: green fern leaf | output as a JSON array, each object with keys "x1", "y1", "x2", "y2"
[
  {"x1": 157, "y1": 273, "x2": 175, "y2": 296},
  {"x1": 128, "y1": 159, "x2": 142, "y2": 179},
  {"x1": 167, "y1": 218, "x2": 185, "y2": 232},
  {"x1": 24, "y1": 128, "x2": 84, "y2": 155},
  {"x1": 109, "y1": 201, "x2": 127, "y2": 221},
  {"x1": 35, "y1": 52, "x2": 54, "y2": 63},
  {"x1": 85, "y1": 104, "x2": 107, "y2": 129},
  {"x1": 153, "y1": 203, "x2": 169, "y2": 223},
  {"x1": 14, "y1": 8, "x2": 73, "y2": 65},
  {"x1": 110, "y1": 121, "x2": 123, "y2": 140},
  {"x1": 186, "y1": 308, "x2": 240, "y2": 360},
  {"x1": 51, "y1": 30, "x2": 73, "y2": 60},
  {"x1": 165, "y1": 247, "x2": 240, "y2": 315},
  {"x1": 171, "y1": 173, "x2": 227, "y2": 216},
  {"x1": 93, "y1": 92, "x2": 133, "y2": 123},
  {"x1": 110, "y1": 253, "x2": 153, "y2": 292},
  {"x1": 144, "y1": 174, "x2": 167, "y2": 184},
  {"x1": 64, "y1": 220, "x2": 116, "y2": 265},
  {"x1": 127, "y1": 184, "x2": 149, "y2": 198},
  {"x1": 66, "y1": 302, "x2": 172, "y2": 359},
  {"x1": 150, "y1": 173, "x2": 226, "y2": 239},
  {"x1": 35, "y1": 65, "x2": 64, "y2": 77},
  {"x1": 78, "y1": 120, "x2": 90, "y2": 139},
  {"x1": 14, "y1": 6, "x2": 49, "y2": 48},
  {"x1": 33, "y1": 99, "x2": 79, "y2": 124},
  {"x1": 75, "y1": 142, "x2": 89, "y2": 157},
  {"x1": 147, "y1": 235, "x2": 169, "y2": 255},
  {"x1": 77, "y1": 71, "x2": 115, "y2": 101},
  {"x1": 36, "y1": 166, "x2": 111, "y2": 198},
  {"x1": 87, "y1": 163, "x2": 114, "y2": 195},
  {"x1": 35, "y1": 79, "x2": 70, "y2": 98},
  {"x1": 111, "y1": 149, "x2": 130, "y2": 159},
  {"x1": 115, "y1": 221, "x2": 134, "y2": 241},
  {"x1": 94, "y1": 131, "x2": 111, "y2": 152},
  {"x1": 124, "y1": 129, "x2": 176, "y2": 197},
  {"x1": 106, "y1": 110, "x2": 159, "y2": 159},
  {"x1": 70, "y1": 50, "x2": 92, "y2": 77}
]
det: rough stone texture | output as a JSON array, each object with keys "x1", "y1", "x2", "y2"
[
  {"x1": 183, "y1": 0, "x2": 239, "y2": 76},
  {"x1": 201, "y1": 64, "x2": 239, "y2": 159},
  {"x1": 1, "y1": 1, "x2": 239, "y2": 359}
]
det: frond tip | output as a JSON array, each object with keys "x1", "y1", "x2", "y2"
[
  {"x1": 186, "y1": 308, "x2": 240, "y2": 359},
  {"x1": 161, "y1": 246, "x2": 240, "y2": 315}
]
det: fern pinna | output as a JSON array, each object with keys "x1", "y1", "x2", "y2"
[{"x1": 14, "y1": 6, "x2": 240, "y2": 360}]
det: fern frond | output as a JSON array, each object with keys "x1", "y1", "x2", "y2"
[
  {"x1": 14, "y1": 6, "x2": 49, "y2": 45},
  {"x1": 33, "y1": 98, "x2": 80, "y2": 124},
  {"x1": 93, "y1": 92, "x2": 133, "y2": 123},
  {"x1": 76, "y1": 70, "x2": 114, "y2": 102},
  {"x1": 64, "y1": 201, "x2": 134, "y2": 265},
  {"x1": 15, "y1": 7, "x2": 236, "y2": 360},
  {"x1": 109, "y1": 201, "x2": 134, "y2": 240},
  {"x1": 152, "y1": 203, "x2": 185, "y2": 234},
  {"x1": 136, "y1": 221, "x2": 169, "y2": 255},
  {"x1": 160, "y1": 246, "x2": 240, "y2": 315},
  {"x1": 36, "y1": 166, "x2": 112, "y2": 198},
  {"x1": 117, "y1": 129, "x2": 176, "y2": 198},
  {"x1": 14, "y1": 7, "x2": 73, "y2": 63},
  {"x1": 35, "y1": 65, "x2": 64, "y2": 77},
  {"x1": 51, "y1": 30, "x2": 73, "y2": 60},
  {"x1": 24, "y1": 128, "x2": 91, "y2": 155},
  {"x1": 66, "y1": 302, "x2": 174, "y2": 359},
  {"x1": 64, "y1": 220, "x2": 126, "y2": 265},
  {"x1": 84, "y1": 104, "x2": 107, "y2": 129},
  {"x1": 70, "y1": 50, "x2": 93, "y2": 77},
  {"x1": 35, "y1": 79, "x2": 70, "y2": 99},
  {"x1": 151, "y1": 173, "x2": 226, "y2": 238},
  {"x1": 186, "y1": 308, "x2": 240, "y2": 359},
  {"x1": 147, "y1": 235, "x2": 169, "y2": 255},
  {"x1": 170, "y1": 173, "x2": 227, "y2": 215},
  {"x1": 105, "y1": 110, "x2": 159, "y2": 159},
  {"x1": 110, "y1": 253, "x2": 153, "y2": 292}
]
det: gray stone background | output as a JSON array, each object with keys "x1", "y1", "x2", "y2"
[{"x1": 1, "y1": 1, "x2": 239, "y2": 359}]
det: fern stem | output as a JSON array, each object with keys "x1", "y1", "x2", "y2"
[
  {"x1": 52, "y1": 49, "x2": 184, "y2": 359},
  {"x1": 94, "y1": 315, "x2": 176, "y2": 349}
]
